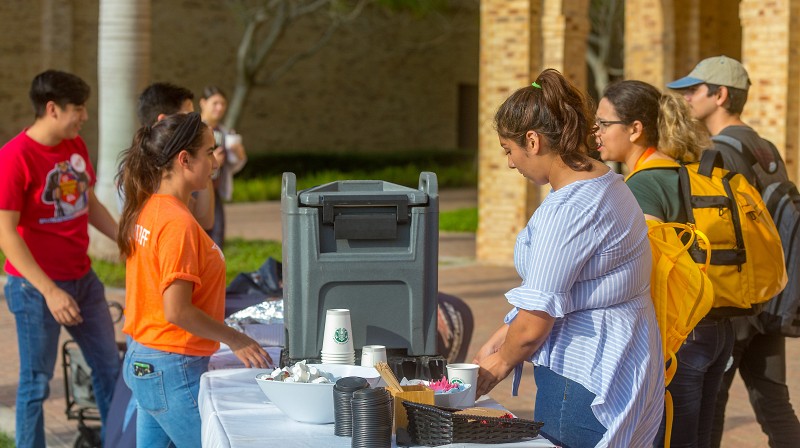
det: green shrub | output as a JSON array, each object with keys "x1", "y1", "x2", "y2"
[
  {"x1": 237, "y1": 149, "x2": 476, "y2": 180},
  {"x1": 231, "y1": 150, "x2": 477, "y2": 203}
]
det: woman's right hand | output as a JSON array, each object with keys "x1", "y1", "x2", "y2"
[
  {"x1": 472, "y1": 324, "x2": 509, "y2": 364},
  {"x1": 229, "y1": 331, "x2": 272, "y2": 369}
]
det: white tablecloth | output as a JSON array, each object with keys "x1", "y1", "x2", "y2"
[{"x1": 199, "y1": 368, "x2": 556, "y2": 448}]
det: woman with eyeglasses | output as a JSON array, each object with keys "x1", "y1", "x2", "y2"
[
  {"x1": 595, "y1": 80, "x2": 727, "y2": 448},
  {"x1": 472, "y1": 69, "x2": 664, "y2": 447}
]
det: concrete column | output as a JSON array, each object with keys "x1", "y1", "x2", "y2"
[
  {"x1": 740, "y1": 0, "x2": 800, "y2": 180},
  {"x1": 41, "y1": 0, "x2": 73, "y2": 70}
]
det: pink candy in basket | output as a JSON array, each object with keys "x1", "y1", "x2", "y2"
[{"x1": 404, "y1": 376, "x2": 472, "y2": 408}]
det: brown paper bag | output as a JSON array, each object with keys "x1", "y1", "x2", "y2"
[{"x1": 391, "y1": 385, "x2": 435, "y2": 435}]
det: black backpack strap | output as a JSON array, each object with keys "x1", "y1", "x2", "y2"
[
  {"x1": 698, "y1": 149, "x2": 725, "y2": 177},
  {"x1": 713, "y1": 131, "x2": 779, "y2": 175},
  {"x1": 677, "y1": 164, "x2": 697, "y2": 225},
  {"x1": 712, "y1": 134, "x2": 744, "y2": 153}
]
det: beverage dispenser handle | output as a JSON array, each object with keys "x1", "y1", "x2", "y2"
[
  {"x1": 320, "y1": 195, "x2": 410, "y2": 224},
  {"x1": 282, "y1": 172, "x2": 297, "y2": 197},
  {"x1": 418, "y1": 171, "x2": 438, "y2": 196}
]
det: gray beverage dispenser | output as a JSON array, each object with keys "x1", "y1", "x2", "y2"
[{"x1": 281, "y1": 172, "x2": 439, "y2": 361}]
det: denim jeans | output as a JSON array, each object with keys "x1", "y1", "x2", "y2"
[
  {"x1": 123, "y1": 340, "x2": 210, "y2": 448},
  {"x1": 655, "y1": 317, "x2": 734, "y2": 448},
  {"x1": 534, "y1": 365, "x2": 607, "y2": 448},
  {"x1": 710, "y1": 317, "x2": 800, "y2": 448},
  {"x1": 4, "y1": 271, "x2": 120, "y2": 448}
]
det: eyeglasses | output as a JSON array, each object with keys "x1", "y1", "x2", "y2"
[{"x1": 594, "y1": 119, "x2": 627, "y2": 132}]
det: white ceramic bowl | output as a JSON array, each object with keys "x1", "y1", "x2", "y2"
[{"x1": 254, "y1": 363, "x2": 381, "y2": 424}]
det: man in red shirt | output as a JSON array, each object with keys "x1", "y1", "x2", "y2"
[{"x1": 0, "y1": 70, "x2": 120, "y2": 448}]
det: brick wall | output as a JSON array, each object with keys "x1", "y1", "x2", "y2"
[{"x1": 0, "y1": 1, "x2": 479, "y2": 159}]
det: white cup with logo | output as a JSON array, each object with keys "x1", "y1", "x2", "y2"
[
  {"x1": 446, "y1": 363, "x2": 480, "y2": 407},
  {"x1": 360, "y1": 345, "x2": 387, "y2": 367},
  {"x1": 321, "y1": 309, "x2": 354, "y2": 356}
]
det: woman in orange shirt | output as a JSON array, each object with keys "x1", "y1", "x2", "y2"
[{"x1": 116, "y1": 112, "x2": 270, "y2": 446}]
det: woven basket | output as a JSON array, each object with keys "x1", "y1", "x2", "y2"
[{"x1": 402, "y1": 401, "x2": 544, "y2": 446}]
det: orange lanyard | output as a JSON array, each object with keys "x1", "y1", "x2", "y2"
[{"x1": 633, "y1": 147, "x2": 657, "y2": 171}]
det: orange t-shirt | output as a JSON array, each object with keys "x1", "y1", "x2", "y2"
[{"x1": 122, "y1": 194, "x2": 226, "y2": 356}]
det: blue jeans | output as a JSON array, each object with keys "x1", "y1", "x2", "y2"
[
  {"x1": 655, "y1": 317, "x2": 734, "y2": 448},
  {"x1": 123, "y1": 340, "x2": 209, "y2": 447},
  {"x1": 534, "y1": 365, "x2": 607, "y2": 448},
  {"x1": 4, "y1": 271, "x2": 120, "y2": 448}
]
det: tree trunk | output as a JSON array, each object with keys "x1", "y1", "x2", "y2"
[{"x1": 91, "y1": 0, "x2": 151, "y2": 261}]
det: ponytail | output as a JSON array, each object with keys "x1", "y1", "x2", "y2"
[
  {"x1": 494, "y1": 69, "x2": 595, "y2": 172},
  {"x1": 116, "y1": 112, "x2": 208, "y2": 258},
  {"x1": 116, "y1": 127, "x2": 163, "y2": 258}
]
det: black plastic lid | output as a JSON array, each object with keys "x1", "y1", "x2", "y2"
[{"x1": 334, "y1": 376, "x2": 369, "y2": 392}]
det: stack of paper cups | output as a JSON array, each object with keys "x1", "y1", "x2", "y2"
[{"x1": 321, "y1": 309, "x2": 355, "y2": 364}]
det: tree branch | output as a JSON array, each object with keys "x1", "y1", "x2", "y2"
[
  {"x1": 261, "y1": 18, "x2": 342, "y2": 86},
  {"x1": 290, "y1": 0, "x2": 334, "y2": 18},
  {"x1": 249, "y1": 1, "x2": 290, "y2": 75}
]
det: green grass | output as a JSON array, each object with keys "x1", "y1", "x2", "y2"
[
  {"x1": 439, "y1": 207, "x2": 477, "y2": 233},
  {"x1": 0, "y1": 238, "x2": 282, "y2": 289},
  {"x1": 0, "y1": 207, "x2": 476, "y2": 289},
  {"x1": 0, "y1": 432, "x2": 12, "y2": 448}
]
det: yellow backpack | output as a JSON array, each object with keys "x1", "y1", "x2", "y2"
[
  {"x1": 629, "y1": 151, "x2": 787, "y2": 311},
  {"x1": 644, "y1": 221, "x2": 715, "y2": 448}
]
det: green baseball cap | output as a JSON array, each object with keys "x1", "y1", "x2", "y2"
[{"x1": 667, "y1": 55, "x2": 751, "y2": 90}]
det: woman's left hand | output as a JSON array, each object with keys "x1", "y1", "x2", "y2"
[{"x1": 475, "y1": 351, "x2": 515, "y2": 397}]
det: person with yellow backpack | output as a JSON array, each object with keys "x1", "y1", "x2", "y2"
[
  {"x1": 668, "y1": 56, "x2": 800, "y2": 447},
  {"x1": 595, "y1": 80, "x2": 735, "y2": 448}
]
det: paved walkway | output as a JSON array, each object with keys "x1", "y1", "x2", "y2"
[{"x1": 0, "y1": 188, "x2": 797, "y2": 446}]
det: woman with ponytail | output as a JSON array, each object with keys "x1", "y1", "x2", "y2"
[
  {"x1": 117, "y1": 112, "x2": 271, "y2": 447},
  {"x1": 596, "y1": 80, "x2": 728, "y2": 448},
  {"x1": 472, "y1": 69, "x2": 664, "y2": 447}
]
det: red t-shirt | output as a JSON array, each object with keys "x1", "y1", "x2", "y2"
[
  {"x1": 123, "y1": 194, "x2": 226, "y2": 356},
  {"x1": 0, "y1": 130, "x2": 95, "y2": 280}
]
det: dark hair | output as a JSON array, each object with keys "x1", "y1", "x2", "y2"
[
  {"x1": 602, "y1": 80, "x2": 661, "y2": 147},
  {"x1": 602, "y1": 80, "x2": 708, "y2": 163},
  {"x1": 705, "y1": 84, "x2": 748, "y2": 114},
  {"x1": 137, "y1": 82, "x2": 195, "y2": 126},
  {"x1": 201, "y1": 85, "x2": 227, "y2": 100},
  {"x1": 116, "y1": 112, "x2": 208, "y2": 257},
  {"x1": 29, "y1": 70, "x2": 90, "y2": 118},
  {"x1": 494, "y1": 69, "x2": 595, "y2": 172}
]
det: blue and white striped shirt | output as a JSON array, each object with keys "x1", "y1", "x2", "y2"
[{"x1": 504, "y1": 170, "x2": 664, "y2": 447}]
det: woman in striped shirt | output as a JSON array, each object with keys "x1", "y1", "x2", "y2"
[{"x1": 474, "y1": 69, "x2": 664, "y2": 447}]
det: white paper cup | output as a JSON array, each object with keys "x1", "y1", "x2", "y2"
[
  {"x1": 321, "y1": 309, "x2": 354, "y2": 355},
  {"x1": 360, "y1": 345, "x2": 387, "y2": 367},
  {"x1": 446, "y1": 363, "x2": 480, "y2": 407},
  {"x1": 224, "y1": 133, "x2": 242, "y2": 148},
  {"x1": 224, "y1": 133, "x2": 242, "y2": 163}
]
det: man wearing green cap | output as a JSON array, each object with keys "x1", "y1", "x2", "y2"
[{"x1": 668, "y1": 55, "x2": 800, "y2": 448}]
